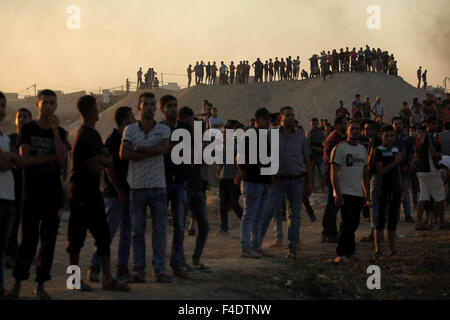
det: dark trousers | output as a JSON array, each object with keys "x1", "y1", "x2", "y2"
[
  {"x1": 6, "y1": 195, "x2": 22, "y2": 259},
  {"x1": 336, "y1": 195, "x2": 363, "y2": 257},
  {"x1": 219, "y1": 179, "x2": 243, "y2": 232},
  {"x1": 189, "y1": 190, "x2": 209, "y2": 264},
  {"x1": 66, "y1": 195, "x2": 111, "y2": 258},
  {"x1": 376, "y1": 190, "x2": 401, "y2": 231},
  {"x1": 13, "y1": 199, "x2": 59, "y2": 283},
  {"x1": 322, "y1": 180, "x2": 338, "y2": 238}
]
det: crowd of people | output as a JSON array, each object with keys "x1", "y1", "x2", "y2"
[
  {"x1": 0, "y1": 89, "x2": 449, "y2": 300},
  {"x1": 136, "y1": 67, "x2": 159, "y2": 90},
  {"x1": 186, "y1": 46, "x2": 399, "y2": 87}
]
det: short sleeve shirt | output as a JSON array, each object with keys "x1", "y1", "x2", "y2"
[
  {"x1": 123, "y1": 122, "x2": 170, "y2": 189},
  {"x1": 0, "y1": 133, "x2": 15, "y2": 200},
  {"x1": 374, "y1": 145, "x2": 401, "y2": 191},
  {"x1": 331, "y1": 141, "x2": 368, "y2": 197}
]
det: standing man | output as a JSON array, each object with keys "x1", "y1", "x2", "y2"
[
  {"x1": 237, "y1": 108, "x2": 272, "y2": 258},
  {"x1": 392, "y1": 117, "x2": 415, "y2": 223},
  {"x1": 67, "y1": 96, "x2": 130, "y2": 292},
  {"x1": 9, "y1": 90, "x2": 68, "y2": 299},
  {"x1": 229, "y1": 61, "x2": 235, "y2": 85},
  {"x1": 371, "y1": 97, "x2": 384, "y2": 121},
  {"x1": 417, "y1": 66, "x2": 422, "y2": 88},
  {"x1": 331, "y1": 121, "x2": 369, "y2": 263},
  {"x1": 119, "y1": 92, "x2": 172, "y2": 283},
  {"x1": 87, "y1": 106, "x2": 136, "y2": 283},
  {"x1": 187, "y1": 65, "x2": 194, "y2": 88},
  {"x1": 137, "y1": 67, "x2": 143, "y2": 90},
  {"x1": 373, "y1": 125, "x2": 404, "y2": 258},
  {"x1": 422, "y1": 70, "x2": 427, "y2": 90},
  {"x1": 0, "y1": 92, "x2": 23, "y2": 297},
  {"x1": 321, "y1": 116, "x2": 347, "y2": 243},
  {"x1": 306, "y1": 118, "x2": 325, "y2": 192},
  {"x1": 414, "y1": 117, "x2": 450, "y2": 230},
  {"x1": 159, "y1": 95, "x2": 192, "y2": 279},
  {"x1": 5, "y1": 108, "x2": 32, "y2": 269},
  {"x1": 261, "y1": 106, "x2": 313, "y2": 259}
]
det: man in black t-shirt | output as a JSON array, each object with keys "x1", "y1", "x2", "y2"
[
  {"x1": 373, "y1": 126, "x2": 404, "y2": 258},
  {"x1": 87, "y1": 106, "x2": 135, "y2": 284},
  {"x1": 9, "y1": 90, "x2": 68, "y2": 300},
  {"x1": 67, "y1": 95, "x2": 129, "y2": 292}
]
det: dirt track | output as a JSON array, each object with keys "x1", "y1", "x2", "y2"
[{"x1": 3, "y1": 185, "x2": 449, "y2": 300}]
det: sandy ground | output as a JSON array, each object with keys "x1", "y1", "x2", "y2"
[{"x1": 3, "y1": 181, "x2": 449, "y2": 300}]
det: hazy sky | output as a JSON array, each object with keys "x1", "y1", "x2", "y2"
[{"x1": 0, "y1": 0, "x2": 449, "y2": 93}]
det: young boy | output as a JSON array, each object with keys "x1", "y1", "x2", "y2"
[
  {"x1": 372, "y1": 125, "x2": 404, "y2": 258},
  {"x1": 0, "y1": 92, "x2": 23, "y2": 297}
]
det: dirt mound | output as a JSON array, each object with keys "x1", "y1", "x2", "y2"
[
  {"x1": 65, "y1": 72, "x2": 426, "y2": 140},
  {"x1": 175, "y1": 72, "x2": 426, "y2": 127}
]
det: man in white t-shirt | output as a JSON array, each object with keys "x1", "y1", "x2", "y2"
[
  {"x1": 0, "y1": 92, "x2": 22, "y2": 296},
  {"x1": 330, "y1": 120, "x2": 369, "y2": 263},
  {"x1": 120, "y1": 92, "x2": 171, "y2": 283}
]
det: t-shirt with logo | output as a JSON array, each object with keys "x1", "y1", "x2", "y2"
[
  {"x1": 331, "y1": 141, "x2": 368, "y2": 197},
  {"x1": 374, "y1": 145, "x2": 401, "y2": 192},
  {"x1": 18, "y1": 120, "x2": 67, "y2": 202},
  {"x1": 122, "y1": 121, "x2": 171, "y2": 189}
]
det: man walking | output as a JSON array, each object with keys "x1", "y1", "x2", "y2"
[{"x1": 417, "y1": 66, "x2": 422, "y2": 88}]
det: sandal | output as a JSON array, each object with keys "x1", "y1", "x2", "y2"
[
  {"x1": 34, "y1": 288, "x2": 51, "y2": 300},
  {"x1": 102, "y1": 279, "x2": 130, "y2": 292}
]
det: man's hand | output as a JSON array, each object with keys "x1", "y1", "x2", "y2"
[
  {"x1": 306, "y1": 182, "x2": 313, "y2": 197},
  {"x1": 394, "y1": 152, "x2": 403, "y2": 164},
  {"x1": 118, "y1": 192, "x2": 130, "y2": 208},
  {"x1": 335, "y1": 194, "x2": 344, "y2": 208},
  {"x1": 49, "y1": 115, "x2": 60, "y2": 131},
  {"x1": 234, "y1": 175, "x2": 241, "y2": 185}
]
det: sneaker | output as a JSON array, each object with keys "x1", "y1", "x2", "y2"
[
  {"x1": 117, "y1": 268, "x2": 133, "y2": 283},
  {"x1": 4, "y1": 256, "x2": 14, "y2": 269},
  {"x1": 173, "y1": 268, "x2": 189, "y2": 279},
  {"x1": 87, "y1": 265, "x2": 100, "y2": 283},
  {"x1": 269, "y1": 239, "x2": 283, "y2": 248},
  {"x1": 240, "y1": 249, "x2": 261, "y2": 259},
  {"x1": 153, "y1": 273, "x2": 172, "y2": 283},
  {"x1": 220, "y1": 230, "x2": 229, "y2": 236},
  {"x1": 188, "y1": 229, "x2": 196, "y2": 236},
  {"x1": 181, "y1": 263, "x2": 197, "y2": 272},
  {"x1": 254, "y1": 249, "x2": 274, "y2": 257},
  {"x1": 333, "y1": 256, "x2": 350, "y2": 264},
  {"x1": 131, "y1": 274, "x2": 146, "y2": 283},
  {"x1": 405, "y1": 215, "x2": 415, "y2": 223}
]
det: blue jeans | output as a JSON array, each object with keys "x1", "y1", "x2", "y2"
[
  {"x1": 90, "y1": 197, "x2": 131, "y2": 270},
  {"x1": 130, "y1": 188, "x2": 168, "y2": 276},
  {"x1": 370, "y1": 176, "x2": 379, "y2": 228},
  {"x1": 189, "y1": 190, "x2": 210, "y2": 264},
  {"x1": 311, "y1": 155, "x2": 325, "y2": 184},
  {"x1": 0, "y1": 200, "x2": 16, "y2": 289},
  {"x1": 240, "y1": 182, "x2": 269, "y2": 252},
  {"x1": 167, "y1": 182, "x2": 188, "y2": 269},
  {"x1": 261, "y1": 177, "x2": 305, "y2": 251}
]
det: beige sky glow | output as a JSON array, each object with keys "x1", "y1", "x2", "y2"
[{"x1": 0, "y1": 0, "x2": 449, "y2": 93}]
